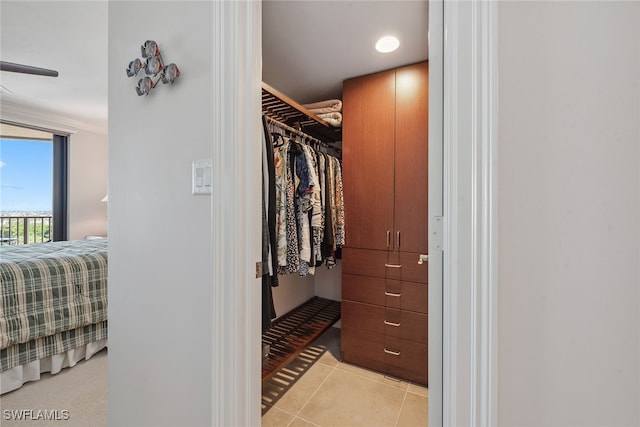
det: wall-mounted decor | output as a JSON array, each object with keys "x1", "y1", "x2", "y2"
[{"x1": 126, "y1": 40, "x2": 180, "y2": 96}]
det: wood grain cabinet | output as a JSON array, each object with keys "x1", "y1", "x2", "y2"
[{"x1": 341, "y1": 61, "x2": 429, "y2": 386}]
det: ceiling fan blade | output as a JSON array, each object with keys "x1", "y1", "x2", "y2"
[{"x1": 0, "y1": 61, "x2": 58, "y2": 77}]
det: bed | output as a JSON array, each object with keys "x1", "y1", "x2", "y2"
[{"x1": 0, "y1": 239, "x2": 108, "y2": 394}]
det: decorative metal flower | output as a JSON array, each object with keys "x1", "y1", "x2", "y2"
[
  {"x1": 145, "y1": 56, "x2": 164, "y2": 76},
  {"x1": 126, "y1": 58, "x2": 144, "y2": 77},
  {"x1": 136, "y1": 77, "x2": 154, "y2": 96},
  {"x1": 162, "y1": 63, "x2": 180, "y2": 84},
  {"x1": 141, "y1": 40, "x2": 160, "y2": 58},
  {"x1": 128, "y1": 40, "x2": 179, "y2": 96}
]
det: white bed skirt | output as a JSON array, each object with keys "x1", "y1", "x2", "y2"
[{"x1": 1, "y1": 339, "x2": 108, "y2": 394}]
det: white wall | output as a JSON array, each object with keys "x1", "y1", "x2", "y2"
[
  {"x1": 68, "y1": 128, "x2": 108, "y2": 239},
  {"x1": 271, "y1": 266, "x2": 341, "y2": 321},
  {"x1": 314, "y1": 266, "x2": 342, "y2": 328},
  {"x1": 314, "y1": 265, "x2": 341, "y2": 300},
  {"x1": 108, "y1": 2, "x2": 215, "y2": 426},
  {"x1": 498, "y1": 2, "x2": 640, "y2": 425},
  {"x1": 272, "y1": 274, "x2": 315, "y2": 318}
]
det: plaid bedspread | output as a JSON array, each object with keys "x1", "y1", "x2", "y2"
[{"x1": 0, "y1": 239, "x2": 108, "y2": 352}]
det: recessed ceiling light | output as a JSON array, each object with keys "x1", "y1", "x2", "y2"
[{"x1": 375, "y1": 36, "x2": 400, "y2": 53}]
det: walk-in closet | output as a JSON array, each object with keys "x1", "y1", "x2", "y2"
[{"x1": 261, "y1": 2, "x2": 430, "y2": 426}]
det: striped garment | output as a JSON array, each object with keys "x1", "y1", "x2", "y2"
[{"x1": 0, "y1": 239, "x2": 108, "y2": 371}]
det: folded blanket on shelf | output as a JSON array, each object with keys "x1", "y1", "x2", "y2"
[
  {"x1": 317, "y1": 112, "x2": 342, "y2": 127},
  {"x1": 302, "y1": 99, "x2": 342, "y2": 114}
]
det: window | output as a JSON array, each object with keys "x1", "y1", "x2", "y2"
[{"x1": 0, "y1": 122, "x2": 68, "y2": 244}]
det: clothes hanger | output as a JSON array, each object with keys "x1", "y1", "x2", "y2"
[
  {"x1": 288, "y1": 134, "x2": 304, "y2": 156},
  {"x1": 272, "y1": 132, "x2": 285, "y2": 148}
]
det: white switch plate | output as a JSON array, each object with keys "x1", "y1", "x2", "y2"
[{"x1": 192, "y1": 159, "x2": 212, "y2": 195}]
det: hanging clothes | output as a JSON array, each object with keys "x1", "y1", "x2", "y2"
[
  {"x1": 334, "y1": 158, "x2": 345, "y2": 248},
  {"x1": 261, "y1": 116, "x2": 279, "y2": 332},
  {"x1": 321, "y1": 152, "x2": 335, "y2": 264},
  {"x1": 262, "y1": 116, "x2": 279, "y2": 283},
  {"x1": 295, "y1": 144, "x2": 313, "y2": 276},
  {"x1": 262, "y1": 115, "x2": 344, "y2": 277},
  {"x1": 314, "y1": 151, "x2": 327, "y2": 267},
  {"x1": 279, "y1": 138, "x2": 301, "y2": 275},
  {"x1": 303, "y1": 144, "x2": 322, "y2": 276},
  {"x1": 272, "y1": 134, "x2": 288, "y2": 269}
]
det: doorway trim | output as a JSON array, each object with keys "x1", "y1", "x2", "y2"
[
  {"x1": 210, "y1": 0, "x2": 498, "y2": 425},
  {"x1": 210, "y1": 1, "x2": 263, "y2": 426},
  {"x1": 438, "y1": 1, "x2": 499, "y2": 425}
]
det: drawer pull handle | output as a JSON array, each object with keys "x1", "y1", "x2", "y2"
[
  {"x1": 384, "y1": 291, "x2": 402, "y2": 297},
  {"x1": 384, "y1": 264, "x2": 402, "y2": 268},
  {"x1": 384, "y1": 348, "x2": 401, "y2": 356},
  {"x1": 384, "y1": 320, "x2": 401, "y2": 327},
  {"x1": 386, "y1": 230, "x2": 391, "y2": 248}
]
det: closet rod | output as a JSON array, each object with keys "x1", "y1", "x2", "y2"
[{"x1": 264, "y1": 115, "x2": 327, "y2": 148}]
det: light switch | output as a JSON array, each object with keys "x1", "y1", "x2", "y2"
[{"x1": 192, "y1": 159, "x2": 212, "y2": 195}]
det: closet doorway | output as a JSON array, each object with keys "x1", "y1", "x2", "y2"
[{"x1": 260, "y1": 1, "x2": 440, "y2": 425}]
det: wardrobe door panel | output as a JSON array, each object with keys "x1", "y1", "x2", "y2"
[
  {"x1": 341, "y1": 62, "x2": 429, "y2": 387},
  {"x1": 394, "y1": 61, "x2": 429, "y2": 253},
  {"x1": 342, "y1": 69, "x2": 395, "y2": 250}
]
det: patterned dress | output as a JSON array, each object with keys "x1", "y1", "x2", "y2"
[
  {"x1": 278, "y1": 141, "x2": 300, "y2": 275},
  {"x1": 273, "y1": 140, "x2": 289, "y2": 268}
]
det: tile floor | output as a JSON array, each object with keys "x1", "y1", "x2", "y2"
[
  {"x1": 262, "y1": 327, "x2": 428, "y2": 427},
  {"x1": 1, "y1": 327, "x2": 427, "y2": 427}
]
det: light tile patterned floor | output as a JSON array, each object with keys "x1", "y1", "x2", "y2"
[
  {"x1": 262, "y1": 327, "x2": 428, "y2": 427},
  {"x1": 1, "y1": 327, "x2": 427, "y2": 427}
]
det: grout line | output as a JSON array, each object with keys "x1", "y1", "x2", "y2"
[
  {"x1": 393, "y1": 389, "x2": 409, "y2": 427},
  {"x1": 406, "y1": 389, "x2": 429, "y2": 398},
  {"x1": 291, "y1": 359, "x2": 339, "y2": 419},
  {"x1": 271, "y1": 405, "x2": 300, "y2": 421},
  {"x1": 287, "y1": 414, "x2": 323, "y2": 427},
  {"x1": 334, "y1": 361, "x2": 409, "y2": 390},
  {"x1": 406, "y1": 382, "x2": 429, "y2": 398}
]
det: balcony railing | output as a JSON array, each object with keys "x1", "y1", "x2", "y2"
[{"x1": 0, "y1": 215, "x2": 53, "y2": 245}]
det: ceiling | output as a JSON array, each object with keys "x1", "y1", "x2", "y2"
[
  {"x1": 263, "y1": 0, "x2": 429, "y2": 104},
  {"x1": 0, "y1": 1, "x2": 428, "y2": 132},
  {"x1": 0, "y1": 1, "x2": 109, "y2": 131}
]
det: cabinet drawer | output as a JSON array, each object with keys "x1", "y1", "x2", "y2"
[
  {"x1": 341, "y1": 327, "x2": 428, "y2": 385},
  {"x1": 342, "y1": 274, "x2": 428, "y2": 314},
  {"x1": 342, "y1": 248, "x2": 428, "y2": 283},
  {"x1": 342, "y1": 300, "x2": 427, "y2": 344},
  {"x1": 382, "y1": 335, "x2": 428, "y2": 380}
]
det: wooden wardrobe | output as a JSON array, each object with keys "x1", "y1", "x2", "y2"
[{"x1": 340, "y1": 61, "x2": 429, "y2": 386}]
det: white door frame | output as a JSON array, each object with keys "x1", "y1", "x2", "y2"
[
  {"x1": 437, "y1": 1, "x2": 499, "y2": 425},
  {"x1": 210, "y1": 1, "x2": 263, "y2": 425},
  {"x1": 428, "y1": 1, "x2": 445, "y2": 424},
  {"x1": 209, "y1": 1, "x2": 498, "y2": 425}
]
